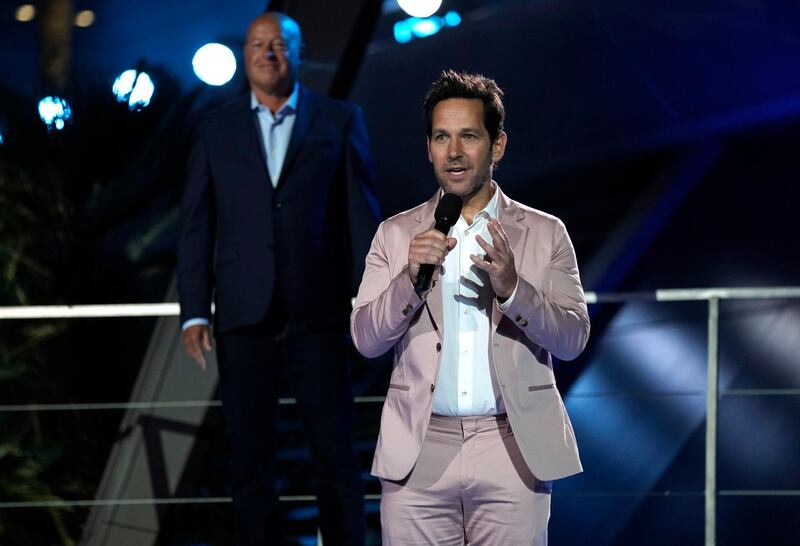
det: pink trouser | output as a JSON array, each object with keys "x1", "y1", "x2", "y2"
[{"x1": 380, "y1": 414, "x2": 552, "y2": 545}]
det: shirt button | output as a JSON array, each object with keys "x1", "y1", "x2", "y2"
[
  {"x1": 461, "y1": 391, "x2": 467, "y2": 397},
  {"x1": 435, "y1": 342, "x2": 441, "y2": 352}
]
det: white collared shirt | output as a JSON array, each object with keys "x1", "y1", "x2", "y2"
[
  {"x1": 432, "y1": 186, "x2": 516, "y2": 416},
  {"x1": 251, "y1": 82, "x2": 299, "y2": 187}
]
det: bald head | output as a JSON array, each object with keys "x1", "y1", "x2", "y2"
[
  {"x1": 247, "y1": 12, "x2": 302, "y2": 52},
  {"x1": 244, "y1": 12, "x2": 302, "y2": 105}
]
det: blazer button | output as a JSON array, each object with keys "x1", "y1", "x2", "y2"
[
  {"x1": 402, "y1": 304, "x2": 413, "y2": 317},
  {"x1": 436, "y1": 342, "x2": 441, "y2": 352},
  {"x1": 515, "y1": 315, "x2": 528, "y2": 327},
  {"x1": 430, "y1": 384, "x2": 435, "y2": 393},
  {"x1": 274, "y1": 202, "x2": 283, "y2": 209}
]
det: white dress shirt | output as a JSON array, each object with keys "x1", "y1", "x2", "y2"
[
  {"x1": 251, "y1": 83, "x2": 299, "y2": 187},
  {"x1": 432, "y1": 186, "x2": 517, "y2": 416}
]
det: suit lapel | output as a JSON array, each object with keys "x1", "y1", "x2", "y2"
[
  {"x1": 492, "y1": 187, "x2": 528, "y2": 332},
  {"x1": 277, "y1": 85, "x2": 320, "y2": 190},
  {"x1": 234, "y1": 96, "x2": 272, "y2": 187},
  {"x1": 412, "y1": 193, "x2": 444, "y2": 338}
]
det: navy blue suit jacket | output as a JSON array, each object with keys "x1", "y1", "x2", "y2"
[{"x1": 178, "y1": 86, "x2": 380, "y2": 334}]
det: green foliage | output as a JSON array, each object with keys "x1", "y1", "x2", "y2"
[{"x1": 0, "y1": 151, "x2": 81, "y2": 544}]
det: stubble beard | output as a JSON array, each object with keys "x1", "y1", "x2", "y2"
[{"x1": 436, "y1": 163, "x2": 494, "y2": 204}]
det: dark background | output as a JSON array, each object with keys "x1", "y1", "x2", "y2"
[{"x1": 1, "y1": 0, "x2": 798, "y2": 544}]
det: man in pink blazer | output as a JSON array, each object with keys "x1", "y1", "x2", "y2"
[{"x1": 351, "y1": 70, "x2": 590, "y2": 545}]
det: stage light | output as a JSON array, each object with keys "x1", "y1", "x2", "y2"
[
  {"x1": 15, "y1": 4, "x2": 35, "y2": 22},
  {"x1": 443, "y1": 11, "x2": 461, "y2": 27},
  {"x1": 393, "y1": 11, "x2": 460, "y2": 44},
  {"x1": 38, "y1": 96, "x2": 72, "y2": 131},
  {"x1": 394, "y1": 23, "x2": 413, "y2": 44},
  {"x1": 128, "y1": 73, "x2": 154, "y2": 110},
  {"x1": 192, "y1": 43, "x2": 236, "y2": 86},
  {"x1": 113, "y1": 70, "x2": 137, "y2": 99},
  {"x1": 397, "y1": 0, "x2": 442, "y2": 18},
  {"x1": 113, "y1": 69, "x2": 155, "y2": 110},
  {"x1": 0, "y1": 129, "x2": 4, "y2": 145},
  {"x1": 411, "y1": 18, "x2": 441, "y2": 38},
  {"x1": 75, "y1": 10, "x2": 95, "y2": 28}
]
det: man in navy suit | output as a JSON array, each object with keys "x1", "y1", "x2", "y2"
[{"x1": 177, "y1": 12, "x2": 378, "y2": 545}]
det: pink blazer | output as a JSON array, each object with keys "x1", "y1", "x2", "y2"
[{"x1": 351, "y1": 186, "x2": 590, "y2": 481}]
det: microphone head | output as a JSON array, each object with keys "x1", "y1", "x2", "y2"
[{"x1": 434, "y1": 193, "x2": 463, "y2": 227}]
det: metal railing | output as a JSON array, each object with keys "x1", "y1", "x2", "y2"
[{"x1": 2, "y1": 286, "x2": 800, "y2": 546}]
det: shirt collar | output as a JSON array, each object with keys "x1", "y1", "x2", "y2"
[
  {"x1": 439, "y1": 181, "x2": 499, "y2": 223},
  {"x1": 250, "y1": 81, "x2": 300, "y2": 116},
  {"x1": 479, "y1": 182, "x2": 500, "y2": 220}
]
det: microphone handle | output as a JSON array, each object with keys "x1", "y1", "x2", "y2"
[{"x1": 413, "y1": 219, "x2": 452, "y2": 295}]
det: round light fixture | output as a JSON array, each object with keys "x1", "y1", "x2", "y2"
[
  {"x1": 15, "y1": 4, "x2": 36, "y2": 22},
  {"x1": 397, "y1": 0, "x2": 442, "y2": 18},
  {"x1": 75, "y1": 10, "x2": 95, "y2": 28},
  {"x1": 192, "y1": 43, "x2": 237, "y2": 86}
]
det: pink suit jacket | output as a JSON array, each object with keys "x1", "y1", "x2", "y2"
[{"x1": 351, "y1": 186, "x2": 590, "y2": 481}]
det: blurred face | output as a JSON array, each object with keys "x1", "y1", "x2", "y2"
[
  {"x1": 244, "y1": 15, "x2": 300, "y2": 97},
  {"x1": 427, "y1": 98, "x2": 506, "y2": 202}
]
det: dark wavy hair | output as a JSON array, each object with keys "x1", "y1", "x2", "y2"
[{"x1": 423, "y1": 70, "x2": 505, "y2": 142}]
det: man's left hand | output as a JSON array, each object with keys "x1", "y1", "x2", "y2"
[{"x1": 470, "y1": 219, "x2": 518, "y2": 301}]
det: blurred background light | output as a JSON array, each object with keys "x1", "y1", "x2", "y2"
[
  {"x1": 15, "y1": 4, "x2": 35, "y2": 22},
  {"x1": 443, "y1": 10, "x2": 461, "y2": 27},
  {"x1": 38, "y1": 96, "x2": 72, "y2": 131},
  {"x1": 397, "y1": 0, "x2": 442, "y2": 18},
  {"x1": 128, "y1": 72, "x2": 154, "y2": 110},
  {"x1": 75, "y1": 9, "x2": 95, "y2": 28},
  {"x1": 113, "y1": 69, "x2": 137, "y2": 99},
  {"x1": 113, "y1": 69, "x2": 155, "y2": 110},
  {"x1": 0, "y1": 128, "x2": 5, "y2": 145},
  {"x1": 192, "y1": 43, "x2": 236, "y2": 86},
  {"x1": 394, "y1": 11, "x2": 460, "y2": 44},
  {"x1": 411, "y1": 18, "x2": 440, "y2": 38}
]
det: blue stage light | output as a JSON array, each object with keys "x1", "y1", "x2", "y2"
[
  {"x1": 393, "y1": 11, "x2": 460, "y2": 44},
  {"x1": 0, "y1": 128, "x2": 4, "y2": 145},
  {"x1": 128, "y1": 72, "x2": 154, "y2": 110},
  {"x1": 444, "y1": 11, "x2": 461, "y2": 27},
  {"x1": 192, "y1": 43, "x2": 237, "y2": 86},
  {"x1": 394, "y1": 21, "x2": 413, "y2": 43},
  {"x1": 411, "y1": 18, "x2": 441, "y2": 38},
  {"x1": 37, "y1": 96, "x2": 72, "y2": 131},
  {"x1": 113, "y1": 69, "x2": 137, "y2": 100},
  {"x1": 113, "y1": 69, "x2": 155, "y2": 111}
]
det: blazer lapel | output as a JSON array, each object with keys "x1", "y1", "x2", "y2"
[
  {"x1": 277, "y1": 85, "x2": 319, "y2": 190},
  {"x1": 492, "y1": 186, "x2": 528, "y2": 331},
  {"x1": 412, "y1": 193, "x2": 444, "y2": 338},
  {"x1": 235, "y1": 97, "x2": 272, "y2": 187}
]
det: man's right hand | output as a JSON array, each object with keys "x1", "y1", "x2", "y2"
[
  {"x1": 408, "y1": 229, "x2": 457, "y2": 284},
  {"x1": 182, "y1": 324, "x2": 213, "y2": 371}
]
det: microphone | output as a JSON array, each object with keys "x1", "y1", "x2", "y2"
[{"x1": 414, "y1": 192, "x2": 463, "y2": 295}]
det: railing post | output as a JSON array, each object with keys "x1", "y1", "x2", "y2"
[{"x1": 705, "y1": 296, "x2": 720, "y2": 546}]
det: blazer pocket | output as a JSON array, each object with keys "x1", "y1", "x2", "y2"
[
  {"x1": 528, "y1": 383, "x2": 556, "y2": 392},
  {"x1": 388, "y1": 383, "x2": 410, "y2": 392}
]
